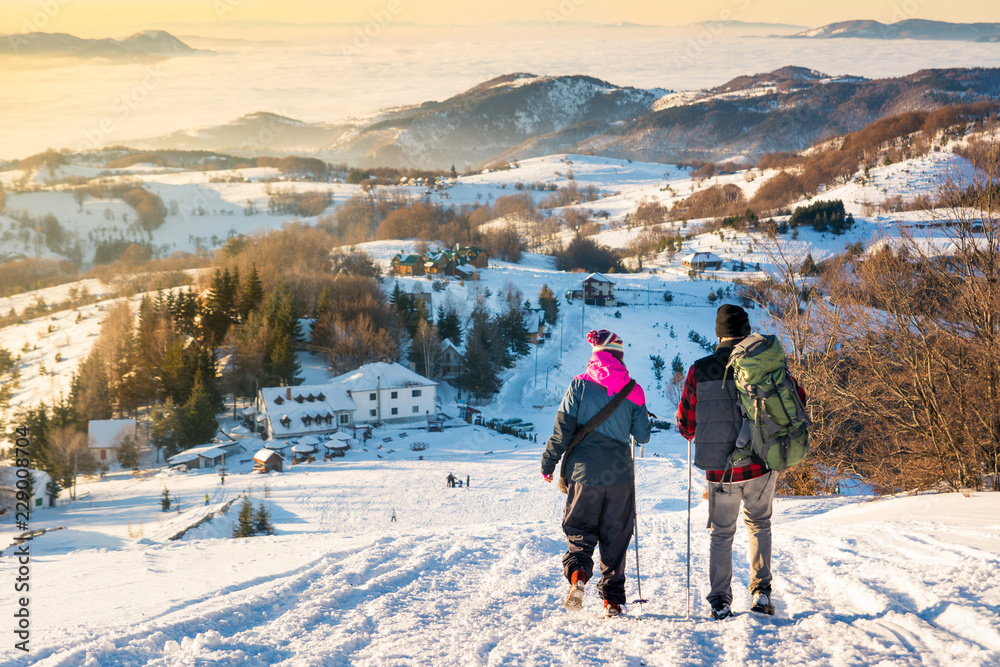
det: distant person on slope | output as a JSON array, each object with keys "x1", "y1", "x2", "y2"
[
  {"x1": 676, "y1": 304, "x2": 805, "y2": 620},
  {"x1": 541, "y1": 329, "x2": 651, "y2": 618}
]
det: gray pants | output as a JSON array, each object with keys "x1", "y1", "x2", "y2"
[
  {"x1": 561, "y1": 483, "x2": 635, "y2": 605},
  {"x1": 707, "y1": 471, "x2": 776, "y2": 604}
]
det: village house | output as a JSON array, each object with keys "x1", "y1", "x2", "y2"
[
  {"x1": 566, "y1": 273, "x2": 616, "y2": 306},
  {"x1": 391, "y1": 246, "x2": 487, "y2": 278},
  {"x1": 528, "y1": 316, "x2": 547, "y2": 345},
  {"x1": 253, "y1": 448, "x2": 284, "y2": 473},
  {"x1": 257, "y1": 362, "x2": 438, "y2": 439},
  {"x1": 439, "y1": 338, "x2": 464, "y2": 381},
  {"x1": 167, "y1": 441, "x2": 242, "y2": 470},
  {"x1": 0, "y1": 467, "x2": 56, "y2": 510},
  {"x1": 455, "y1": 246, "x2": 488, "y2": 269},
  {"x1": 682, "y1": 251, "x2": 724, "y2": 272},
  {"x1": 423, "y1": 250, "x2": 455, "y2": 276},
  {"x1": 331, "y1": 362, "x2": 437, "y2": 425},
  {"x1": 257, "y1": 383, "x2": 355, "y2": 440},
  {"x1": 87, "y1": 419, "x2": 137, "y2": 464},
  {"x1": 390, "y1": 254, "x2": 425, "y2": 276}
]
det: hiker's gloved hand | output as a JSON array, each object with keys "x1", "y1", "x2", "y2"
[{"x1": 542, "y1": 474, "x2": 553, "y2": 483}]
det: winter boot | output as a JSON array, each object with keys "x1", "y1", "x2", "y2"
[
  {"x1": 603, "y1": 599, "x2": 624, "y2": 618},
  {"x1": 750, "y1": 590, "x2": 775, "y2": 615},
  {"x1": 710, "y1": 598, "x2": 732, "y2": 620},
  {"x1": 563, "y1": 570, "x2": 586, "y2": 611}
]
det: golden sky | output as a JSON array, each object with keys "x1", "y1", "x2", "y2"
[{"x1": 3, "y1": 0, "x2": 999, "y2": 35}]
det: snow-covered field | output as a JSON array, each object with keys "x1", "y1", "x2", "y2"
[{"x1": 3, "y1": 420, "x2": 998, "y2": 666}]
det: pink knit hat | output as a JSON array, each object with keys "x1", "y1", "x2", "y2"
[{"x1": 587, "y1": 329, "x2": 624, "y2": 355}]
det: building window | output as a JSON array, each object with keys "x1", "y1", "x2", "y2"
[
  {"x1": 369, "y1": 392, "x2": 376, "y2": 401},
  {"x1": 391, "y1": 391, "x2": 398, "y2": 399},
  {"x1": 339, "y1": 414, "x2": 349, "y2": 424},
  {"x1": 391, "y1": 407, "x2": 398, "y2": 415},
  {"x1": 370, "y1": 409, "x2": 377, "y2": 417},
  {"x1": 412, "y1": 405, "x2": 419, "y2": 413},
  {"x1": 412, "y1": 389, "x2": 422, "y2": 397}
]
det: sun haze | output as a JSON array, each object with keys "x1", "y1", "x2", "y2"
[{"x1": 3, "y1": 0, "x2": 999, "y2": 36}]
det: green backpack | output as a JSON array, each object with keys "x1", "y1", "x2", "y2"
[{"x1": 727, "y1": 334, "x2": 809, "y2": 470}]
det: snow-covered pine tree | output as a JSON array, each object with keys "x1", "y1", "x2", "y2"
[
  {"x1": 253, "y1": 502, "x2": 274, "y2": 536},
  {"x1": 233, "y1": 496, "x2": 255, "y2": 538}
]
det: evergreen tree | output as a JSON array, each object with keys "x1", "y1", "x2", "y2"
[
  {"x1": 463, "y1": 304, "x2": 502, "y2": 400},
  {"x1": 671, "y1": 354, "x2": 685, "y2": 377},
  {"x1": 70, "y1": 355, "x2": 112, "y2": 422},
  {"x1": 170, "y1": 288, "x2": 199, "y2": 335},
  {"x1": 232, "y1": 496, "x2": 254, "y2": 537},
  {"x1": 436, "y1": 304, "x2": 463, "y2": 346},
  {"x1": 180, "y1": 371, "x2": 218, "y2": 448},
  {"x1": 202, "y1": 268, "x2": 237, "y2": 346},
  {"x1": 315, "y1": 284, "x2": 332, "y2": 320},
  {"x1": 262, "y1": 282, "x2": 297, "y2": 338},
  {"x1": 239, "y1": 263, "x2": 264, "y2": 320},
  {"x1": 158, "y1": 337, "x2": 193, "y2": 405},
  {"x1": 497, "y1": 308, "x2": 531, "y2": 362},
  {"x1": 267, "y1": 332, "x2": 301, "y2": 387},
  {"x1": 538, "y1": 284, "x2": 559, "y2": 325},
  {"x1": 117, "y1": 434, "x2": 141, "y2": 470},
  {"x1": 226, "y1": 310, "x2": 271, "y2": 401},
  {"x1": 800, "y1": 253, "x2": 819, "y2": 277},
  {"x1": 650, "y1": 354, "x2": 665, "y2": 382},
  {"x1": 253, "y1": 502, "x2": 274, "y2": 536},
  {"x1": 161, "y1": 488, "x2": 172, "y2": 511},
  {"x1": 150, "y1": 397, "x2": 181, "y2": 460}
]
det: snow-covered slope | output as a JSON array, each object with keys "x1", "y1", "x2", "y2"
[{"x1": 2, "y1": 427, "x2": 998, "y2": 666}]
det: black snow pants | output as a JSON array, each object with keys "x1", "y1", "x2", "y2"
[{"x1": 561, "y1": 482, "x2": 635, "y2": 605}]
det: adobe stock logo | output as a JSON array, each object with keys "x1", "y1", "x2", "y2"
[{"x1": 340, "y1": 1, "x2": 404, "y2": 57}]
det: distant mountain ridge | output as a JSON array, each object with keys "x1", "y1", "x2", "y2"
[
  {"x1": 792, "y1": 19, "x2": 1000, "y2": 42},
  {"x1": 128, "y1": 67, "x2": 1000, "y2": 169},
  {"x1": 132, "y1": 73, "x2": 669, "y2": 169},
  {"x1": 0, "y1": 30, "x2": 200, "y2": 59},
  {"x1": 517, "y1": 67, "x2": 1000, "y2": 166}
]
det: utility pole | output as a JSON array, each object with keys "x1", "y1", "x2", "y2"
[{"x1": 534, "y1": 335, "x2": 539, "y2": 386}]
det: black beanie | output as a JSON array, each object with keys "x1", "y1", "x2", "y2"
[{"x1": 715, "y1": 304, "x2": 751, "y2": 338}]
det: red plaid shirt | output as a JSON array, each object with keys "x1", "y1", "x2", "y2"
[{"x1": 677, "y1": 364, "x2": 805, "y2": 481}]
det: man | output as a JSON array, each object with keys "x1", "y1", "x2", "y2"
[
  {"x1": 677, "y1": 304, "x2": 802, "y2": 620},
  {"x1": 542, "y1": 329, "x2": 651, "y2": 618}
]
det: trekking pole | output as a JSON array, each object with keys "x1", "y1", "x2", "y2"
[
  {"x1": 686, "y1": 436, "x2": 693, "y2": 619},
  {"x1": 630, "y1": 436, "x2": 649, "y2": 608}
]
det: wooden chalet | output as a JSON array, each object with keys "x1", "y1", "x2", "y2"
[
  {"x1": 253, "y1": 448, "x2": 284, "y2": 473},
  {"x1": 391, "y1": 254, "x2": 425, "y2": 276}
]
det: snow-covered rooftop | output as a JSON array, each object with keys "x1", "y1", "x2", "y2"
[
  {"x1": 330, "y1": 362, "x2": 436, "y2": 393},
  {"x1": 252, "y1": 448, "x2": 283, "y2": 463},
  {"x1": 168, "y1": 446, "x2": 227, "y2": 465}
]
